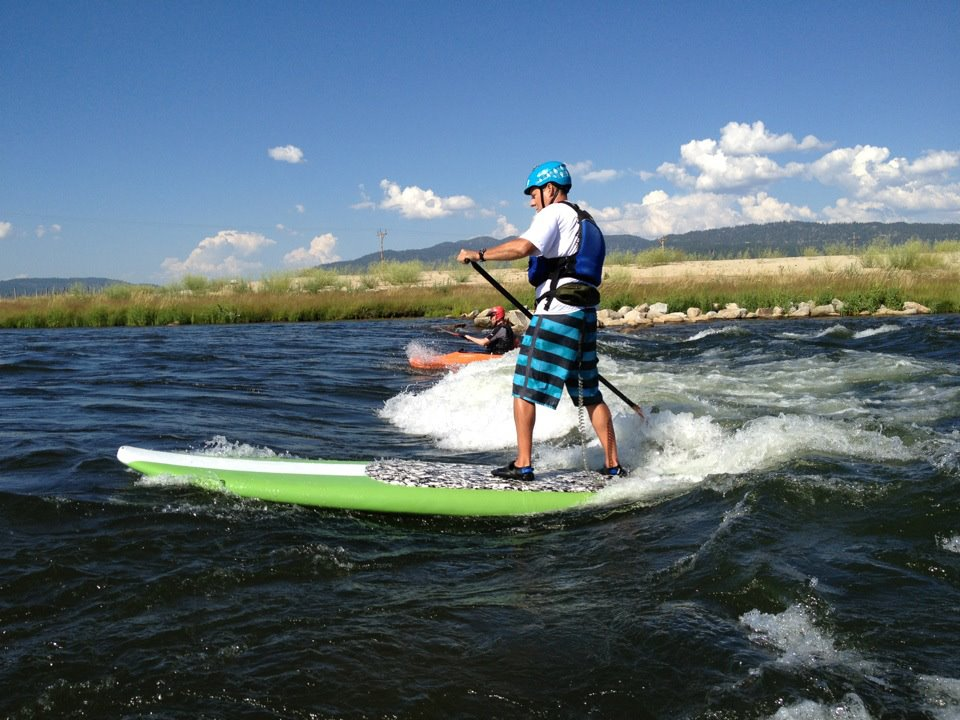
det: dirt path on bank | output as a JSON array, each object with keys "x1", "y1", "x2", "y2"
[
  {"x1": 617, "y1": 254, "x2": 865, "y2": 281},
  {"x1": 417, "y1": 254, "x2": 867, "y2": 287}
]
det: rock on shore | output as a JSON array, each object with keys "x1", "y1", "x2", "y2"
[
  {"x1": 597, "y1": 300, "x2": 931, "y2": 328},
  {"x1": 463, "y1": 299, "x2": 931, "y2": 333}
]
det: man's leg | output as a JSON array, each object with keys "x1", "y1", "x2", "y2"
[
  {"x1": 587, "y1": 401, "x2": 619, "y2": 468},
  {"x1": 513, "y1": 397, "x2": 536, "y2": 468}
]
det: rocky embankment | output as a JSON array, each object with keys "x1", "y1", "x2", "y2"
[
  {"x1": 596, "y1": 299, "x2": 932, "y2": 328},
  {"x1": 465, "y1": 299, "x2": 932, "y2": 333}
]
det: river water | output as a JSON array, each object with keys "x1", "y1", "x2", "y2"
[{"x1": 1, "y1": 316, "x2": 958, "y2": 719}]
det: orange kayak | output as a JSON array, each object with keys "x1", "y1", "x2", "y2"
[{"x1": 408, "y1": 350, "x2": 501, "y2": 371}]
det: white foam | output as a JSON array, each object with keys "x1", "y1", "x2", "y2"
[
  {"x1": 134, "y1": 473, "x2": 195, "y2": 490},
  {"x1": 196, "y1": 435, "x2": 280, "y2": 458},
  {"x1": 780, "y1": 323, "x2": 853, "y2": 341},
  {"x1": 779, "y1": 322, "x2": 902, "y2": 343},
  {"x1": 623, "y1": 410, "x2": 911, "y2": 486},
  {"x1": 939, "y1": 535, "x2": 960, "y2": 554},
  {"x1": 380, "y1": 346, "x2": 927, "y2": 509},
  {"x1": 767, "y1": 693, "x2": 872, "y2": 720},
  {"x1": 917, "y1": 674, "x2": 960, "y2": 720},
  {"x1": 745, "y1": 608, "x2": 960, "y2": 720},
  {"x1": 685, "y1": 325, "x2": 750, "y2": 342},
  {"x1": 380, "y1": 355, "x2": 585, "y2": 452},
  {"x1": 132, "y1": 436, "x2": 282, "y2": 490},
  {"x1": 380, "y1": 324, "x2": 956, "y2": 512},
  {"x1": 741, "y1": 604, "x2": 842, "y2": 666},
  {"x1": 852, "y1": 323, "x2": 903, "y2": 340},
  {"x1": 924, "y1": 431, "x2": 960, "y2": 474},
  {"x1": 131, "y1": 435, "x2": 279, "y2": 490}
]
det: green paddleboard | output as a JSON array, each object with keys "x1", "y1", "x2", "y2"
[{"x1": 117, "y1": 445, "x2": 611, "y2": 517}]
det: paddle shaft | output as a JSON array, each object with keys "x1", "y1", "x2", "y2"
[{"x1": 468, "y1": 260, "x2": 643, "y2": 416}]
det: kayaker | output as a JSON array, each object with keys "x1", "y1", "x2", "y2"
[
  {"x1": 456, "y1": 160, "x2": 625, "y2": 481},
  {"x1": 461, "y1": 306, "x2": 516, "y2": 355}
]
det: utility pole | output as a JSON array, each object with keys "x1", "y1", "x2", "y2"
[{"x1": 377, "y1": 229, "x2": 387, "y2": 263}]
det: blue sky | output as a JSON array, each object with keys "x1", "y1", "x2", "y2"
[{"x1": 2, "y1": 0, "x2": 958, "y2": 283}]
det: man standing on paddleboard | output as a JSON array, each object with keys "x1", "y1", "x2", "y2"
[{"x1": 457, "y1": 161, "x2": 625, "y2": 481}]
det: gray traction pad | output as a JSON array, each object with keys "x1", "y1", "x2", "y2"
[{"x1": 366, "y1": 459, "x2": 608, "y2": 493}]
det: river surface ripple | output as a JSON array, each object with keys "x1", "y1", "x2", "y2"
[{"x1": 1, "y1": 316, "x2": 958, "y2": 718}]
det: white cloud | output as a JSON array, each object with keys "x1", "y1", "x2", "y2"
[
  {"x1": 738, "y1": 192, "x2": 817, "y2": 223},
  {"x1": 0, "y1": 221, "x2": 13, "y2": 239},
  {"x1": 656, "y1": 122, "x2": 826, "y2": 194},
  {"x1": 810, "y1": 146, "x2": 960, "y2": 195},
  {"x1": 493, "y1": 215, "x2": 518, "y2": 238},
  {"x1": 268, "y1": 145, "x2": 305, "y2": 164},
  {"x1": 580, "y1": 188, "x2": 817, "y2": 238},
  {"x1": 161, "y1": 230, "x2": 275, "y2": 277},
  {"x1": 295, "y1": 204, "x2": 305, "y2": 214},
  {"x1": 635, "y1": 122, "x2": 960, "y2": 228},
  {"x1": 719, "y1": 121, "x2": 829, "y2": 155},
  {"x1": 872, "y1": 181, "x2": 960, "y2": 211},
  {"x1": 585, "y1": 190, "x2": 743, "y2": 238},
  {"x1": 35, "y1": 224, "x2": 62, "y2": 239},
  {"x1": 568, "y1": 161, "x2": 621, "y2": 184},
  {"x1": 821, "y1": 198, "x2": 901, "y2": 223},
  {"x1": 659, "y1": 137, "x2": 805, "y2": 192},
  {"x1": 582, "y1": 168, "x2": 620, "y2": 183},
  {"x1": 808, "y1": 145, "x2": 900, "y2": 193},
  {"x1": 284, "y1": 233, "x2": 341, "y2": 266},
  {"x1": 377, "y1": 179, "x2": 475, "y2": 219},
  {"x1": 906, "y1": 149, "x2": 960, "y2": 175},
  {"x1": 345, "y1": 124, "x2": 958, "y2": 249},
  {"x1": 807, "y1": 146, "x2": 960, "y2": 219},
  {"x1": 351, "y1": 184, "x2": 376, "y2": 211}
]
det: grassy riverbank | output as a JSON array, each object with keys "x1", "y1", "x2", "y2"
[{"x1": 3, "y1": 240, "x2": 959, "y2": 329}]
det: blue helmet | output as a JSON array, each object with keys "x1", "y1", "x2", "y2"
[{"x1": 524, "y1": 161, "x2": 572, "y2": 195}]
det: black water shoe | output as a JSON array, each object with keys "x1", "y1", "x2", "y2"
[
  {"x1": 492, "y1": 461, "x2": 535, "y2": 481},
  {"x1": 597, "y1": 464, "x2": 628, "y2": 477}
]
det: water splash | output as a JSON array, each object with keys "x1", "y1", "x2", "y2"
[
  {"x1": 405, "y1": 340, "x2": 441, "y2": 364},
  {"x1": 741, "y1": 603, "x2": 842, "y2": 666}
]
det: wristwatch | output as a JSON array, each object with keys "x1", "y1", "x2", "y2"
[{"x1": 478, "y1": 248, "x2": 486, "y2": 262}]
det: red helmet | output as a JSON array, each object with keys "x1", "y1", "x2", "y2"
[{"x1": 491, "y1": 306, "x2": 505, "y2": 322}]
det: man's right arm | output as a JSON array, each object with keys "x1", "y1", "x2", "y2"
[{"x1": 457, "y1": 238, "x2": 538, "y2": 265}]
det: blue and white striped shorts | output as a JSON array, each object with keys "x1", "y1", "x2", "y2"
[{"x1": 512, "y1": 309, "x2": 602, "y2": 409}]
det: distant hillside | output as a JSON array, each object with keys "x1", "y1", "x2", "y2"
[
  {"x1": 322, "y1": 221, "x2": 960, "y2": 270},
  {"x1": 322, "y1": 237, "x2": 498, "y2": 271},
  {"x1": 0, "y1": 277, "x2": 133, "y2": 299}
]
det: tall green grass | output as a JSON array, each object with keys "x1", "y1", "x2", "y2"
[
  {"x1": 0, "y1": 283, "x2": 527, "y2": 328},
  {"x1": 368, "y1": 260, "x2": 424, "y2": 286}
]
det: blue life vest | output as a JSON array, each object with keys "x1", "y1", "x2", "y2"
[{"x1": 527, "y1": 201, "x2": 605, "y2": 307}]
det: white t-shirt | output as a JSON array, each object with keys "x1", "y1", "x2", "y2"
[{"x1": 521, "y1": 201, "x2": 586, "y2": 315}]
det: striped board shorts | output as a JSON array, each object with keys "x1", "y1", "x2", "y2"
[{"x1": 512, "y1": 309, "x2": 603, "y2": 409}]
